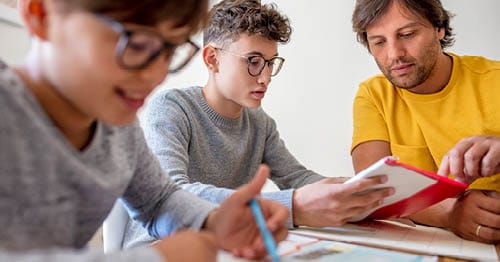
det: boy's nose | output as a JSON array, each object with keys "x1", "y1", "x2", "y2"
[{"x1": 257, "y1": 65, "x2": 272, "y2": 86}]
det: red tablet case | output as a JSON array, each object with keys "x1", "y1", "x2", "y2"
[{"x1": 346, "y1": 156, "x2": 468, "y2": 222}]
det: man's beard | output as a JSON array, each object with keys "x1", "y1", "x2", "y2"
[{"x1": 377, "y1": 42, "x2": 440, "y2": 90}]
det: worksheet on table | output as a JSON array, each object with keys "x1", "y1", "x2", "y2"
[{"x1": 292, "y1": 220, "x2": 497, "y2": 261}]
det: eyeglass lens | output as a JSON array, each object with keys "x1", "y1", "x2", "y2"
[
  {"x1": 96, "y1": 14, "x2": 199, "y2": 72},
  {"x1": 248, "y1": 56, "x2": 284, "y2": 76},
  {"x1": 120, "y1": 33, "x2": 198, "y2": 72},
  {"x1": 121, "y1": 32, "x2": 165, "y2": 68}
]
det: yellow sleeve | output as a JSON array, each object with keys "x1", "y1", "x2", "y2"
[
  {"x1": 351, "y1": 83, "x2": 390, "y2": 153},
  {"x1": 469, "y1": 173, "x2": 500, "y2": 192}
]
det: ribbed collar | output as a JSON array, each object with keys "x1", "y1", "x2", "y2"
[{"x1": 193, "y1": 86, "x2": 244, "y2": 129}]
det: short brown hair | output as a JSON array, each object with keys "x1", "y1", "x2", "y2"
[
  {"x1": 203, "y1": 0, "x2": 291, "y2": 47},
  {"x1": 52, "y1": 0, "x2": 209, "y2": 34},
  {"x1": 352, "y1": 0, "x2": 454, "y2": 50}
]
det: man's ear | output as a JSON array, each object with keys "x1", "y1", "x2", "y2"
[
  {"x1": 18, "y1": 0, "x2": 49, "y2": 40},
  {"x1": 202, "y1": 45, "x2": 219, "y2": 73}
]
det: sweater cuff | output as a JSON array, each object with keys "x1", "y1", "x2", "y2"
[
  {"x1": 261, "y1": 189, "x2": 296, "y2": 228},
  {"x1": 153, "y1": 190, "x2": 218, "y2": 238}
]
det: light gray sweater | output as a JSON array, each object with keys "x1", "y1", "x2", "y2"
[
  {"x1": 0, "y1": 60, "x2": 216, "y2": 261},
  {"x1": 123, "y1": 86, "x2": 324, "y2": 248}
]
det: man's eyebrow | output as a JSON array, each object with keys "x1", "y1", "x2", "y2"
[
  {"x1": 367, "y1": 34, "x2": 383, "y2": 41},
  {"x1": 397, "y1": 22, "x2": 421, "y2": 32},
  {"x1": 367, "y1": 22, "x2": 422, "y2": 41}
]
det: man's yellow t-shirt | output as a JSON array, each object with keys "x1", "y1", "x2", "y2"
[{"x1": 352, "y1": 53, "x2": 500, "y2": 191}]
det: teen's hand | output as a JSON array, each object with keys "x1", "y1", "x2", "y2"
[
  {"x1": 292, "y1": 176, "x2": 394, "y2": 227},
  {"x1": 448, "y1": 190, "x2": 500, "y2": 244},
  {"x1": 204, "y1": 165, "x2": 289, "y2": 259},
  {"x1": 438, "y1": 135, "x2": 500, "y2": 184},
  {"x1": 152, "y1": 230, "x2": 217, "y2": 262}
]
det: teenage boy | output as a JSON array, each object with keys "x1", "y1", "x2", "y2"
[
  {"x1": 0, "y1": 0, "x2": 289, "y2": 260},
  {"x1": 124, "y1": 0, "x2": 393, "y2": 248}
]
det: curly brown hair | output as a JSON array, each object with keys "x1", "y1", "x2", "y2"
[
  {"x1": 51, "y1": 0, "x2": 209, "y2": 34},
  {"x1": 352, "y1": 0, "x2": 454, "y2": 51},
  {"x1": 203, "y1": 0, "x2": 291, "y2": 47}
]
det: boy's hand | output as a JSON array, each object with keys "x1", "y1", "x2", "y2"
[
  {"x1": 152, "y1": 230, "x2": 218, "y2": 262},
  {"x1": 204, "y1": 165, "x2": 289, "y2": 259},
  {"x1": 293, "y1": 175, "x2": 394, "y2": 226}
]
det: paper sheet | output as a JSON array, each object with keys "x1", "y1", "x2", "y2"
[
  {"x1": 217, "y1": 233, "x2": 437, "y2": 262},
  {"x1": 292, "y1": 220, "x2": 498, "y2": 261}
]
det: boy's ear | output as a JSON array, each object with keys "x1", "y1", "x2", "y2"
[
  {"x1": 18, "y1": 0, "x2": 49, "y2": 40},
  {"x1": 437, "y1": 27, "x2": 445, "y2": 40},
  {"x1": 202, "y1": 45, "x2": 219, "y2": 73}
]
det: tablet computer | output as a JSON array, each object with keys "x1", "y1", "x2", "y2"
[{"x1": 345, "y1": 156, "x2": 468, "y2": 222}]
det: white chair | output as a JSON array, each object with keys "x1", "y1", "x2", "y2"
[{"x1": 102, "y1": 200, "x2": 129, "y2": 253}]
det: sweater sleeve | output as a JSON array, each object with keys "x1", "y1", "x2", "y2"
[{"x1": 121, "y1": 122, "x2": 217, "y2": 243}]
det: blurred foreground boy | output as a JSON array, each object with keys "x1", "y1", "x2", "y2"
[{"x1": 0, "y1": 0, "x2": 289, "y2": 260}]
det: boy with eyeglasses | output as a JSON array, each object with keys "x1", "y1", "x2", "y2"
[
  {"x1": 0, "y1": 0, "x2": 290, "y2": 261},
  {"x1": 123, "y1": 0, "x2": 394, "y2": 248}
]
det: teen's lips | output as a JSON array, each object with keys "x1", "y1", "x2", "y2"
[
  {"x1": 251, "y1": 89, "x2": 267, "y2": 100},
  {"x1": 391, "y1": 63, "x2": 414, "y2": 75},
  {"x1": 115, "y1": 87, "x2": 148, "y2": 110}
]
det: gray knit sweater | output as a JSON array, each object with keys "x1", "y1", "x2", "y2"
[
  {"x1": 123, "y1": 86, "x2": 324, "y2": 248},
  {"x1": 0, "y1": 60, "x2": 216, "y2": 261}
]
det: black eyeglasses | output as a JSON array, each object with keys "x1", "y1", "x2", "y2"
[
  {"x1": 215, "y1": 47, "x2": 285, "y2": 77},
  {"x1": 96, "y1": 14, "x2": 199, "y2": 73}
]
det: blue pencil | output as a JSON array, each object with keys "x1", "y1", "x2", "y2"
[{"x1": 249, "y1": 198, "x2": 280, "y2": 262}]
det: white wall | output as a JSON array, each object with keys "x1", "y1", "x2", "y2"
[
  {"x1": 0, "y1": 4, "x2": 28, "y2": 64},
  {"x1": 0, "y1": 22, "x2": 28, "y2": 64},
  {"x1": 261, "y1": 1, "x2": 375, "y2": 177},
  {"x1": 1, "y1": 1, "x2": 499, "y2": 178}
]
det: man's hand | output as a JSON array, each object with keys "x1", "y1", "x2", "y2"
[
  {"x1": 152, "y1": 230, "x2": 218, "y2": 262},
  {"x1": 438, "y1": 135, "x2": 500, "y2": 183},
  {"x1": 292, "y1": 176, "x2": 394, "y2": 227},
  {"x1": 448, "y1": 190, "x2": 500, "y2": 244},
  {"x1": 204, "y1": 165, "x2": 289, "y2": 259}
]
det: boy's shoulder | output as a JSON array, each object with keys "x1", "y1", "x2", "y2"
[
  {"x1": 0, "y1": 59, "x2": 8, "y2": 71},
  {"x1": 0, "y1": 59, "x2": 29, "y2": 107},
  {"x1": 247, "y1": 107, "x2": 275, "y2": 125},
  {"x1": 151, "y1": 86, "x2": 202, "y2": 104},
  {"x1": 145, "y1": 86, "x2": 203, "y2": 118},
  {"x1": 0, "y1": 59, "x2": 22, "y2": 91}
]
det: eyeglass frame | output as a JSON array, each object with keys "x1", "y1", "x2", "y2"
[
  {"x1": 96, "y1": 14, "x2": 199, "y2": 73},
  {"x1": 214, "y1": 47, "x2": 285, "y2": 77}
]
